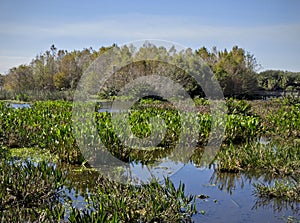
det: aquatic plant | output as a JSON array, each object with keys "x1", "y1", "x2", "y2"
[
  {"x1": 266, "y1": 97, "x2": 300, "y2": 143},
  {"x1": 254, "y1": 180, "x2": 300, "y2": 201},
  {"x1": 0, "y1": 160, "x2": 67, "y2": 222},
  {"x1": 67, "y1": 177, "x2": 196, "y2": 223},
  {"x1": 0, "y1": 99, "x2": 263, "y2": 165},
  {"x1": 217, "y1": 142, "x2": 300, "y2": 177}
]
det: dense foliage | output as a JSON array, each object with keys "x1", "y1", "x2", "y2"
[
  {"x1": 2, "y1": 44, "x2": 296, "y2": 100},
  {"x1": 0, "y1": 160, "x2": 67, "y2": 222},
  {"x1": 257, "y1": 70, "x2": 300, "y2": 91},
  {"x1": 0, "y1": 101, "x2": 83, "y2": 164}
]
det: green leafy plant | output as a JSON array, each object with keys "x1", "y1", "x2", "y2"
[
  {"x1": 0, "y1": 160, "x2": 67, "y2": 222},
  {"x1": 254, "y1": 180, "x2": 300, "y2": 201}
]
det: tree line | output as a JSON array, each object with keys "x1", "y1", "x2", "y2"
[
  {"x1": 257, "y1": 70, "x2": 300, "y2": 91},
  {"x1": 0, "y1": 43, "x2": 299, "y2": 101}
]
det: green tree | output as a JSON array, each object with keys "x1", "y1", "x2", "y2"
[
  {"x1": 54, "y1": 53, "x2": 81, "y2": 90},
  {"x1": 4, "y1": 65, "x2": 33, "y2": 92},
  {"x1": 197, "y1": 46, "x2": 259, "y2": 98},
  {"x1": 258, "y1": 70, "x2": 300, "y2": 91}
]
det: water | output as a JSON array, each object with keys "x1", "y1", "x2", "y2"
[
  {"x1": 6, "y1": 102, "x2": 299, "y2": 221},
  {"x1": 9, "y1": 147, "x2": 300, "y2": 222},
  {"x1": 10, "y1": 103, "x2": 31, "y2": 109},
  {"x1": 63, "y1": 160, "x2": 299, "y2": 222},
  {"x1": 170, "y1": 163, "x2": 299, "y2": 222},
  {"x1": 71, "y1": 102, "x2": 300, "y2": 221},
  {"x1": 98, "y1": 108, "x2": 122, "y2": 113}
]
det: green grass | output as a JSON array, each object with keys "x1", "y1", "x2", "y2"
[
  {"x1": 254, "y1": 180, "x2": 300, "y2": 201},
  {"x1": 0, "y1": 159, "x2": 67, "y2": 222},
  {"x1": 216, "y1": 142, "x2": 300, "y2": 176},
  {"x1": 0, "y1": 99, "x2": 262, "y2": 165},
  {"x1": 67, "y1": 177, "x2": 196, "y2": 223},
  {"x1": 265, "y1": 97, "x2": 300, "y2": 143}
]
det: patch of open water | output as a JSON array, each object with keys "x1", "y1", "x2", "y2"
[
  {"x1": 62, "y1": 158, "x2": 299, "y2": 222},
  {"x1": 170, "y1": 163, "x2": 299, "y2": 222},
  {"x1": 10, "y1": 103, "x2": 31, "y2": 109}
]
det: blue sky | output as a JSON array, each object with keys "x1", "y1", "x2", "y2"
[{"x1": 0, "y1": 0, "x2": 299, "y2": 74}]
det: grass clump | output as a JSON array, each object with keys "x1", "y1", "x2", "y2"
[
  {"x1": 68, "y1": 177, "x2": 196, "y2": 223},
  {"x1": 217, "y1": 142, "x2": 300, "y2": 176},
  {"x1": 265, "y1": 97, "x2": 300, "y2": 143},
  {"x1": 0, "y1": 160, "x2": 67, "y2": 222},
  {"x1": 9, "y1": 147, "x2": 59, "y2": 163},
  {"x1": 254, "y1": 180, "x2": 300, "y2": 201}
]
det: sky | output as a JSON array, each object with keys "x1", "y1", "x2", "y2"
[{"x1": 0, "y1": 0, "x2": 300, "y2": 74}]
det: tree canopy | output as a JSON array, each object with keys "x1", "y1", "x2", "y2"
[
  {"x1": 257, "y1": 70, "x2": 300, "y2": 91},
  {"x1": 1, "y1": 44, "x2": 299, "y2": 101}
]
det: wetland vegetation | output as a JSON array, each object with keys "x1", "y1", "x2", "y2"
[{"x1": 0, "y1": 97, "x2": 299, "y2": 222}]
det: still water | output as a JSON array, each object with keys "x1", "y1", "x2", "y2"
[
  {"x1": 170, "y1": 163, "x2": 299, "y2": 223},
  {"x1": 64, "y1": 160, "x2": 299, "y2": 223},
  {"x1": 10, "y1": 103, "x2": 31, "y2": 109}
]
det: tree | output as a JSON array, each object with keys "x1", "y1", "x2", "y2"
[
  {"x1": 4, "y1": 65, "x2": 33, "y2": 92},
  {"x1": 0, "y1": 43, "x2": 274, "y2": 100},
  {"x1": 0, "y1": 74, "x2": 5, "y2": 90},
  {"x1": 258, "y1": 70, "x2": 300, "y2": 91},
  {"x1": 197, "y1": 46, "x2": 259, "y2": 98},
  {"x1": 54, "y1": 53, "x2": 81, "y2": 90}
]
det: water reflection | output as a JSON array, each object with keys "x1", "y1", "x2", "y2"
[
  {"x1": 208, "y1": 168, "x2": 299, "y2": 214},
  {"x1": 253, "y1": 196, "x2": 300, "y2": 215},
  {"x1": 172, "y1": 163, "x2": 299, "y2": 223},
  {"x1": 60, "y1": 136, "x2": 300, "y2": 222},
  {"x1": 209, "y1": 170, "x2": 276, "y2": 195},
  {"x1": 58, "y1": 156, "x2": 299, "y2": 222},
  {"x1": 7, "y1": 133, "x2": 299, "y2": 222},
  {"x1": 97, "y1": 101, "x2": 123, "y2": 113}
]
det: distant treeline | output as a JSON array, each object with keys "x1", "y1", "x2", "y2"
[
  {"x1": 257, "y1": 70, "x2": 300, "y2": 91},
  {"x1": 0, "y1": 44, "x2": 299, "y2": 101}
]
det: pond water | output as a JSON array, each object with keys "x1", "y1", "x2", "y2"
[
  {"x1": 10, "y1": 103, "x2": 31, "y2": 109},
  {"x1": 11, "y1": 155, "x2": 299, "y2": 222},
  {"x1": 98, "y1": 101, "x2": 121, "y2": 113},
  {"x1": 98, "y1": 108, "x2": 121, "y2": 113},
  {"x1": 63, "y1": 159, "x2": 299, "y2": 223},
  {"x1": 170, "y1": 164, "x2": 299, "y2": 223}
]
